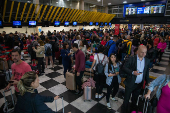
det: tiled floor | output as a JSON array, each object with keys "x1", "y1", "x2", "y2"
[{"x1": 0, "y1": 48, "x2": 169, "y2": 113}]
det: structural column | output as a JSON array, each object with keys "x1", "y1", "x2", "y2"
[
  {"x1": 33, "y1": 0, "x2": 41, "y2": 35},
  {"x1": 33, "y1": 0, "x2": 40, "y2": 13},
  {"x1": 140, "y1": 24, "x2": 144, "y2": 30},
  {"x1": 105, "y1": 6, "x2": 108, "y2": 14},
  {"x1": 79, "y1": 0, "x2": 84, "y2": 10}
]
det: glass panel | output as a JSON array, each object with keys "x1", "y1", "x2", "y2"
[
  {"x1": 119, "y1": 5, "x2": 123, "y2": 9},
  {"x1": 113, "y1": 9, "x2": 118, "y2": 13},
  {"x1": 117, "y1": 14, "x2": 123, "y2": 18},
  {"x1": 167, "y1": 4, "x2": 170, "y2": 10},
  {"x1": 108, "y1": 9, "x2": 112, "y2": 14},
  {"x1": 166, "y1": 11, "x2": 170, "y2": 15},
  {"x1": 119, "y1": 9, "x2": 123, "y2": 13}
]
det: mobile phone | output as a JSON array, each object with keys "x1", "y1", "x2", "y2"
[
  {"x1": 139, "y1": 72, "x2": 143, "y2": 74},
  {"x1": 8, "y1": 81, "x2": 14, "y2": 83}
]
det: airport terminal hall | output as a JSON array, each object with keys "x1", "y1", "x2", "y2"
[{"x1": 1, "y1": 0, "x2": 170, "y2": 113}]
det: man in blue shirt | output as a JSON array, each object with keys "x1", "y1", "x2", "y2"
[
  {"x1": 105, "y1": 36, "x2": 118, "y2": 57},
  {"x1": 121, "y1": 45, "x2": 150, "y2": 113}
]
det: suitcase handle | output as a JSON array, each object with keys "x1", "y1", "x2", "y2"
[
  {"x1": 3, "y1": 88, "x2": 11, "y2": 93},
  {"x1": 55, "y1": 96, "x2": 64, "y2": 113},
  {"x1": 143, "y1": 98, "x2": 149, "y2": 113}
]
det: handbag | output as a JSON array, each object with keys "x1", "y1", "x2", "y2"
[{"x1": 150, "y1": 75, "x2": 168, "y2": 107}]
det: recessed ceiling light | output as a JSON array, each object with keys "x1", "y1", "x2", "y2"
[
  {"x1": 141, "y1": 0, "x2": 146, "y2": 1},
  {"x1": 56, "y1": 2, "x2": 58, "y2": 3},
  {"x1": 27, "y1": 1, "x2": 31, "y2": 3},
  {"x1": 67, "y1": 0, "x2": 69, "y2": 1},
  {"x1": 123, "y1": 1, "x2": 127, "y2": 3},
  {"x1": 108, "y1": 3, "x2": 111, "y2": 5},
  {"x1": 97, "y1": 0, "x2": 101, "y2": 2}
]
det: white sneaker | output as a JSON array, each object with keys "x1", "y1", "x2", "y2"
[
  {"x1": 107, "y1": 103, "x2": 111, "y2": 109},
  {"x1": 95, "y1": 94, "x2": 98, "y2": 99},
  {"x1": 98, "y1": 93, "x2": 104, "y2": 99},
  {"x1": 110, "y1": 97, "x2": 118, "y2": 101}
]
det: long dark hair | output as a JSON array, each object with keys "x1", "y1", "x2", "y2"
[
  {"x1": 108, "y1": 53, "x2": 118, "y2": 72},
  {"x1": 63, "y1": 42, "x2": 68, "y2": 49}
]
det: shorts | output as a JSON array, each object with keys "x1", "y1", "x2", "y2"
[{"x1": 45, "y1": 54, "x2": 52, "y2": 57}]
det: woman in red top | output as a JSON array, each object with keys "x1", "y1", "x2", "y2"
[{"x1": 101, "y1": 37, "x2": 107, "y2": 46}]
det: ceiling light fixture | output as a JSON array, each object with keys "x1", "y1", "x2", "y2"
[
  {"x1": 123, "y1": 1, "x2": 127, "y2": 3},
  {"x1": 108, "y1": 3, "x2": 111, "y2": 5},
  {"x1": 56, "y1": 2, "x2": 58, "y2": 3},
  {"x1": 141, "y1": 0, "x2": 146, "y2": 1},
  {"x1": 27, "y1": 1, "x2": 31, "y2": 3},
  {"x1": 97, "y1": 0, "x2": 101, "y2": 2},
  {"x1": 67, "y1": 0, "x2": 70, "y2": 1}
]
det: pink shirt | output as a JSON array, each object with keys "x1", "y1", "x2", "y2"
[
  {"x1": 26, "y1": 39, "x2": 32, "y2": 45},
  {"x1": 157, "y1": 42, "x2": 167, "y2": 52},
  {"x1": 11, "y1": 61, "x2": 32, "y2": 92}
]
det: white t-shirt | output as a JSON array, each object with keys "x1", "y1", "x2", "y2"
[{"x1": 93, "y1": 53, "x2": 108, "y2": 70}]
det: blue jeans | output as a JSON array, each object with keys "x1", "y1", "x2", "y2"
[{"x1": 121, "y1": 53, "x2": 127, "y2": 61}]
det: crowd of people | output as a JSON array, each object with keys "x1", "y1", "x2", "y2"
[{"x1": 0, "y1": 27, "x2": 170, "y2": 113}]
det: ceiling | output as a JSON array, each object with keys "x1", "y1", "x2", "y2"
[{"x1": 83, "y1": 0, "x2": 162, "y2": 6}]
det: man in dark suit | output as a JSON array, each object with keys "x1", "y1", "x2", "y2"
[{"x1": 121, "y1": 45, "x2": 150, "y2": 113}]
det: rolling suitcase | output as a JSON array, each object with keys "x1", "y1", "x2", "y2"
[
  {"x1": 131, "y1": 98, "x2": 149, "y2": 113},
  {"x1": 2, "y1": 89, "x2": 15, "y2": 113},
  {"x1": 84, "y1": 86, "x2": 92, "y2": 102},
  {"x1": 83, "y1": 71, "x2": 92, "y2": 102},
  {"x1": 66, "y1": 71, "x2": 76, "y2": 90},
  {"x1": 131, "y1": 86, "x2": 152, "y2": 113},
  {"x1": 55, "y1": 96, "x2": 64, "y2": 113}
]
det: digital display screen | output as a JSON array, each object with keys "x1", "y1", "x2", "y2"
[
  {"x1": 105, "y1": 22, "x2": 107, "y2": 26},
  {"x1": 150, "y1": 5, "x2": 165, "y2": 14},
  {"x1": 109, "y1": 23, "x2": 111, "y2": 26},
  {"x1": 95, "y1": 22, "x2": 99, "y2": 26},
  {"x1": 54, "y1": 21, "x2": 60, "y2": 26},
  {"x1": 144, "y1": 6, "x2": 150, "y2": 14},
  {"x1": 29, "y1": 21, "x2": 36, "y2": 26},
  {"x1": 100, "y1": 22, "x2": 103, "y2": 26},
  {"x1": 89, "y1": 22, "x2": 93, "y2": 26},
  {"x1": 137, "y1": 7, "x2": 145, "y2": 14},
  {"x1": 64, "y1": 21, "x2": 69, "y2": 26},
  {"x1": 73, "y1": 22, "x2": 77, "y2": 26},
  {"x1": 126, "y1": 7, "x2": 137, "y2": 15},
  {"x1": 0, "y1": 21, "x2": 2, "y2": 26},
  {"x1": 137, "y1": 6, "x2": 150, "y2": 14},
  {"x1": 13, "y1": 21, "x2": 21, "y2": 26}
]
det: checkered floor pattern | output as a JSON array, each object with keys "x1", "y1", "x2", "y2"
[{"x1": 0, "y1": 49, "x2": 170, "y2": 113}]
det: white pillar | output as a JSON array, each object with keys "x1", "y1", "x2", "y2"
[
  {"x1": 140, "y1": 24, "x2": 144, "y2": 30},
  {"x1": 33, "y1": 0, "x2": 39, "y2": 13},
  {"x1": 79, "y1": 0, "x2": 84, "y2": 10},
  {"x1": 105, "y1": 6, "x2": 108, "y2": 13}
]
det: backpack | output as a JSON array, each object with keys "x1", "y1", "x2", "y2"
[
  {"x1": 95, "y1": 54, "x2": 106, "y2": 75},
  {"x1": 103, "y1": 41, "x2": 115, "y2": 56},
  {"x1": 54, "y1": 42, "x2": 59, "y2": 52},
  {"x1": 85, "y1": 32, "x2": 90, "y2": 38},
  {"x1": 45, "y1": 45, "x2": 52, "y2": 55},
  {"x1": 27, "y1": 41, "x2": 35, "y2": 54},
  {"x1": 119, "y1": 41, "x2": 129, "y2": 51}
]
